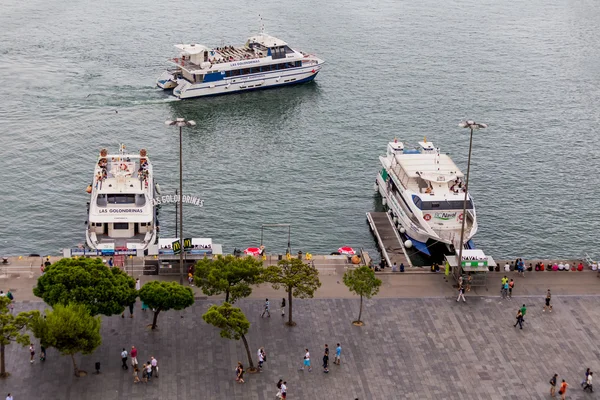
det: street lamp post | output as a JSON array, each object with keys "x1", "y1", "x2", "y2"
[
  {"x1": 456, "y1": 120, "x2": 487, "y2": 279},
  {"x1": 165, "y1": 118, "x2": 196, "y2": 284}
]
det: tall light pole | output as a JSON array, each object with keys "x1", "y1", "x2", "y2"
[
  {"x1": 457, "y1": 120, "x2": 487, "y2": 278},
  {"x1": 165, "y1": 117, "x2": 196, "y2": 284}
]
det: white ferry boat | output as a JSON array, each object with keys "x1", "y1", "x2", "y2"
[
  {"x1": 157, "y1": 32, "x2": 324, "y2": 99},
  {"x1": 375, "y1": 139, "x2": 478, "y2": 256},
  {"x1": 86, "y1": 145, "x2": 159, "y2": 251}
]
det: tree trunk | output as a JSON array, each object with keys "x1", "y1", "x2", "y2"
[
  {"x1": 225, "y1": 289, "x2": 230, "y2": 303},
  {"x1": 240, "y1": 333, "x2": 254, "y2": 369},
  {"x1": 152, "y1": 309, "x2": 161, "y2": 329},
  {"x1": 357, "y1": 294, "x2": 363, "y2": 323},
  {"x1": 287, "y1": 287, "x2": 293, "y2": 326},
  {"x1": 70, "y1": 354, "x2": 80, "y2": 377},
  {"x1": 0, "y1": 343, "x2": 6, "y2": 377}
]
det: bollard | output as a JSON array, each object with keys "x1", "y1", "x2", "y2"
[
  {"x1": 95, "y1": 362, "x2": 101, "y2": 374},
  {"x1": 278, "y1": 254, "x2": 282, "y2": 261},
  {"x1": 297, "y1": 250, "x2": 303, "y2": 260}
]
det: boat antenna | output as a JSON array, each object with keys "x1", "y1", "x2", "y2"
[{"x1": 259, "y1": 14, "x2": 265, "y2": 34}]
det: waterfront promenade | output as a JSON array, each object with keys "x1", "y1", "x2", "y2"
[{"x1": 3, "y1": 268, "x2": 600, "y2": 399}]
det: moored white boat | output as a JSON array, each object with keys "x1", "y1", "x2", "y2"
[
  {"x1": 375, "y1": 139, "x2": 478, "y2": 256},
  {"x1": 157, "y1": 30, "x2": 324, "y2": 99},
  {"x1": 86, "y1": 145, "x2": 159, "y2": 251}
]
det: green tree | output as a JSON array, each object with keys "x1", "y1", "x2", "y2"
[
  {"x1": 33, "y1": 257, "x2": 136, "y2": 316},
  {"x1": 262, "y1": 258, "x2": 321, "y2": 326},
  {"x1": 194, "y1": 255, "x2": 263, "y2": 303},
  {"x1": 32, "y1": 303, "x2": 101, "y2": 377},
  {"x1": 138, "y1": 281, "x2": 194, "y2": 330},
  {"x1": 202, "y1": 302, "x2": 255, "y2": 371},
  {"x1": 0, "y1": 297, "x2": 39, "y2": 377},
  {"x1": 342, "y1": 266, "x2": 382, "y2": 325}
]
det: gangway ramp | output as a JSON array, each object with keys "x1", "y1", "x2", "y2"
[{"x1": 366, "y1": 212, "x2": 412, "y2": 268}]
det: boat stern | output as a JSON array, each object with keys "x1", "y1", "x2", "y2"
[{"x1": 157, "y1": 70, "x2": 179, "y2": 90}]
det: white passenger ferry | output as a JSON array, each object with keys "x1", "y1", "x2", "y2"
[
  {"x1": 86, "y1": 145, "x2": 159, "y2": 251},
  {"x1": 375, "y1": 139, "x2": 478, "y2": 256},
  {"x1": 157, "y1": 31, "x2": 324, "y2": 99}
]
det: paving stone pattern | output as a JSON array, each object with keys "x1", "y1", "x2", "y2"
[{"x1": 4, "y1": 296, "x2": 600, "y2": 399}]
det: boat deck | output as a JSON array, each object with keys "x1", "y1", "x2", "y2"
[{"x1": 367, "y1": 212, "x2": 412, "y2": 268}]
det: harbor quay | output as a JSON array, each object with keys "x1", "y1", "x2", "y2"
[{"x1": 2, "y1": 266, "x2": 600, "y2": 399}]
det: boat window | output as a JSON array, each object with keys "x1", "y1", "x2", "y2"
[
  {"x1": 241, "y1": 68, "x2": 250, "y2": 75},
  {"x1": 231, "y1": 69, "x2": 240, "y2": 77},
  {"x1": 113, "y1": 223, "x2": 129, "y2": 230},
  {"x1": 250, "y1": 67, "x2": 259, "y2": 74},
  {"x1": 135, "y1": 194, "x2": 146, "y2": 206},
  {"x1": 418, "y1": 200, "x2": 473, "y2": 210},
  {"x1": 412, "y1": 195, "x2": 422, "y2": 209},
  {"x1": 140, "y1": 222, "x2": 147, "y2": 227},
  {"x1": 107, "y1": 194, "x2": 135, "y2": 204},
  {"x1": 295, "y1": 61, "x2": 301, "y2": 67},
  {"x1": 284, "y1": 45, "x2": 294, "y2": 54},
  {"x1": 97, "y1": 194, "x2": 108, "y2": 207},
  {"x1": 271, "y1": 46, "x2": 286, "y2": 60}
]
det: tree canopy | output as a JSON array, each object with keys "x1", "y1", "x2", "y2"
[
  {"x1": 194, "y1": 255, "x2": 263, "y2": 303},
  {"x1": 138, "y1": 281, "x2": 194, "y2": 329},
  {"x1": 262, "y1": 258, "x2": 321, "y2": 326},
  {"x1": 342, "y1": 266, "x2": 382, "y2": 324},
  {"x1": 0, "y1": 297, "x2": 39, "y2": 377},
  {"x1": 202, "y1": 302, "x2": 255, "y2": 370},
  {"x1": 32, "y1": 303, "x2": 102, "y2": 376},
  {"x1": 33, "y1": 257, "x2": 137, "y2": 316}
]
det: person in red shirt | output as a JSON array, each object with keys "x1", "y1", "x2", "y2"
[
  {"x1": 559, "y1": 379, "x2": 568, "y2": 400},
  {"x1": 130, "y1": 346, "x2": 138, "y2": 368}
]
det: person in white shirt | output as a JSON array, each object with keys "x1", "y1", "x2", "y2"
[
  {"x1": 504, "y1": 263, "x2": 510, "y2": 272},
  {"x1": 280, "y1": 381, "x2": 287, "y2": 399},
  {"x1": 258, "y1": 348, "x2": 264, "y2": 370},
  {"x1": 6, "y1": 394, "x2": 13, "y2": 400},
  {"x1": 135, "y1": 278, "x2": 141, "y2": 291},
  {"x1": 150, "y1": 356, "x2": 158, "y2": 378}
]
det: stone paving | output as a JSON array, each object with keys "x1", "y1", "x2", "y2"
[{"x1": 4, "y1": 295, "x2": 600, "y2": 399}]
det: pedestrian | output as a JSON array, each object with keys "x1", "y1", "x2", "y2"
[
  {"x1": 133, "y1": 366, "x2": 141, "y2": 384},
  {"x1": 466, "y1": 274, "x2": 472, "y2": 292},
  {"x1": 300, "y1": 348, "x2": 312, "y2": 372},
  {"x1": 584, "y1": 372, "x2": 593, "y2": 392},
  {"x1": 188, "y1": 272, "x2": 194, "y2": 286},
  {"x1": 121, "y1": 348, "x2": 129, "y2": 370},
  {"x1": 581, "y1": 368, "x2": 590, "y2": 387},
  {"x1": 8, "y1": 301, "x2": 14, "y2": 314},
  {"x1": 334, "y1": 343, "x2": 342, "y2": 365},
  {"x1": 6, "y1": 290, "x2": 13, "y2": 301},
  {"x1": 29, "y1": 343, "x2": 35, "y2": 364},
  {"x1": 276, "y1": 379, "x2": 283, "y2": 399},
  {"x1": 145, "y1": 361, "x2": 152, "y2": 380},
  {"x1": 544, "y1": 289, "x2": 552, "y2": 312},
  {"x1": 323, "y1": 344, "x2": 329, "y2": 373},
  {"x1": 108, "y1": 257, "x2": 114, "y2": 267},
  {"x1": 141, "y1": 363, "x2": 148, "y2": 383},
  {"x1": 456, "y1": 284, "x2": 466, "y2": 302},
  {"x1": 141, "y1": 300, "x2": 148, "y2": 312},
  {"x1": 130, "y1": 346, "x2": 138, "y2": 367},
  {"x1": 508, "y1": 279, "x2": 514, "y2": 299},
  {"x1": 135, "y1": 278, "x2": 141, "y2": 291},
  {"x1": 236, "y1": 362, "x2": 245, "y2": 383},
  {"x1": 501, "y1": 281, "x2": 508, "y2": 299},
  {"x1": 520, "y1": 304, "x2": 527, "y2": 322},
  {"x1": 150, "y1": 356, "x2": 158, "y2": 378},
  {"x1": 281, "y1": 298, "x2": 286, "y2": 317},
  {"x1": 501, "y1": 276, "x2": 508, "y2": 292},
  {"x1": 550, "y1": 373, "x2": 558, "y2": 397},
  {"x1": 281, "y1": 381, "x2": 287, "y2": 399},
  {"x1": 514, "y1": 310, "x2": 523, "y2": 329},
  {"x1": 6, "y1": 394, "x2": 13, "y2": 400},
  {"x1": 559, "y1": 379, "x2": 568, "y2": 400},
  {"x1": 258, "y1": 347, "x2": 264, "y2": 371},
  {"x1": 40, "y1": 345, "x2": 46, "y2": 361},
  {"x1": 122, "y1": 300, "x2": 135, "y2": 318},
  {"x1": 261, "y1": 298, "x2": 270, "y2": 317}
]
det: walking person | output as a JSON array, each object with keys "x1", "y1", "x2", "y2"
[
  {"x1": 501, "y1": 275, "x2": 508, "y2": 292},
  {"x1": 466, "y1": 274, "x2": 472, "y2": 292},
  {"x1": 559, "y1": 379, "x2": 568, "y2": 400},
  {"x1": 276, "y1": 379, "x2": 283, "y2": 399},
  {"x1": 141, "y1": 363, "x2": 148, "y2": 383},
  {"x1": 258, "y1": 347, "x2": 264, "y2": 371},
  {"x1": 40, "y1": 345, "x2": 46, "y2": 361},
  {"x1": 584, "y1": 372, "x2": 593, "y2": 392},
  {"x1": 581, "y1": 368, "x2": 590, "y2": 387},
  {"x1": 520, "y1": 304, "x2": 527, "y2": 322},
  {"x1": 501, "y1": 281, "x2": 508, "y2": 299},
  {"x1": 130, "y1": 346, "x2": 138, "y2": 368},
  {"x1": 544, "y1": 289, "x2": 553, "y2": 312},
  {"x1": 150, "y1": 356, "x2": 158, "y2": 378},
  {"x1": 121, "y1": 348, "x2": 129, "y2": 370},
  {"x1": 456, "y1": 284, "x2": 466, "y2": 302},
  {"x1": 261, "y1": 298, "x2": 270, "y2": 318},
  {"x1": 323, "y1": 344, "x2": 329, "y2": 373},
  {"x1": 300, "y1": 349, "x2": 312, "y2": 372},
  {"x1": 334, "y1": 343, "x2": 342, "y2": 365},
  {"x1": 281, "y1": 381, "x2": 287, "y2": 399},
  {"x1": 145, "y1": 361, "x2": 152, "y2": 381},
  {"x1": 135, "y1": 278, "x2": 141, "y2": 291},
  {"x1": 133, "y1": 366, "x2": 141, "y2": 384},
  {"x1": 280, "y1": 298, "x2": 285, "y2": 317},
  {"x1": 236, "y1": 362, "x2": 245, "y2": 383},
  {"x1": 550, "y1": 373, "x2": 558, "y2": 397},
  {"x1": 508, "y1": 279, "x2": 514, "y2": 299},
  {"x1": 29, "y1": 343, "x2": 35, "y2": 364},
  {"x1": 141, "y1": 300, "x2": 148, "y2": 312},
  {"x1": 6, "y1": 393, "x2": 13, "y2": 400},
  {"x1": 514, "y1": 310, "x2": 524, "y2": 329}
]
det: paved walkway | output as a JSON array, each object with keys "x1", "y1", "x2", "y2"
[{"x1": 4, "y1": 293, "x2": 600, "y2": 399}]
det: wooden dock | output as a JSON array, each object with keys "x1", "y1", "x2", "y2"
[{"x1": 366, "y1": 212, "x2": 412, "y2": 268}]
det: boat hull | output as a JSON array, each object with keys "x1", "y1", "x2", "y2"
[{"x1": 173, "y1": 67, "x2": 321, "y2": 99}]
